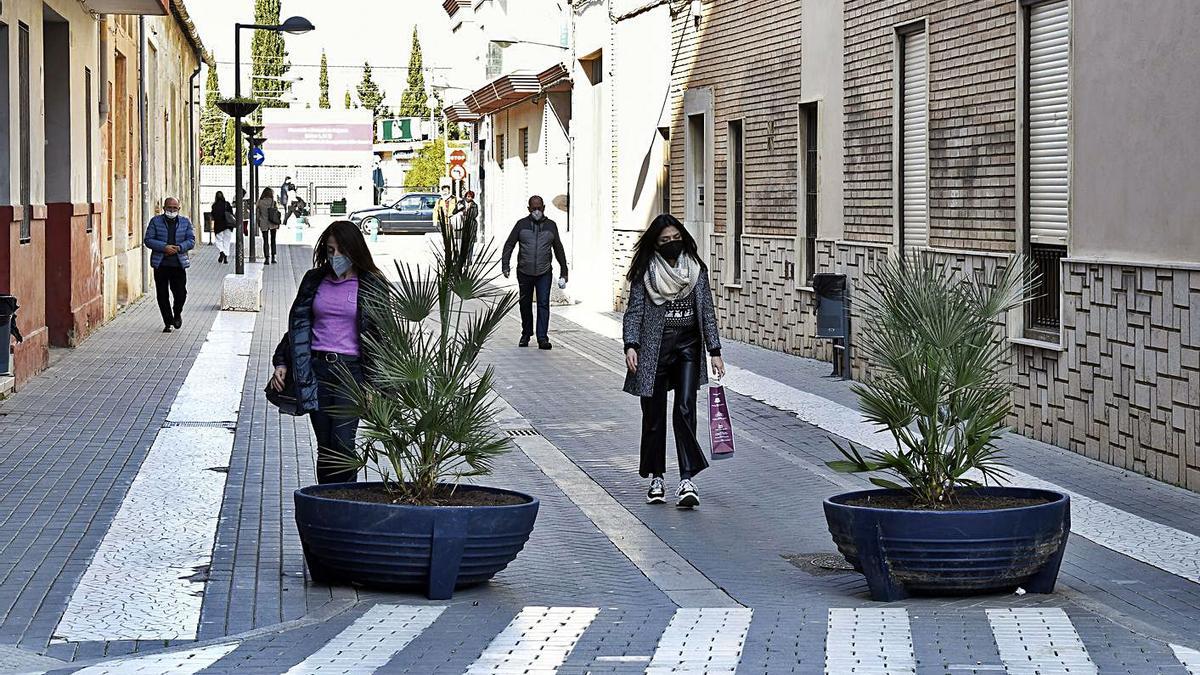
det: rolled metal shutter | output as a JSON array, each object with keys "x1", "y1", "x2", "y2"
[
  {"x1": 1028, "y1": 0, "x2": 1070, "y2": 246},
  {"x1": 902, "y1": 30, "x2": 929, "y2": 252}
]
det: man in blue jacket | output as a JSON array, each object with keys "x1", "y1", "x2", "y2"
[{"x1": 145, "y1": 197, "x2": 196, "y2": 333}]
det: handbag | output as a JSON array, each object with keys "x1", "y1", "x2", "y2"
[
  {"x1": 708, "y1": 384, "x2": 735, "y2": 460},
  {"x1": 223, "y1": 209, "x2": 237, "y2": 227},
  {"x1": 264, "y1": 366, "x2": 304, "y2": 416},
  {"x1": 268, "y1": 206, "x2": 282, "y2": 226}
]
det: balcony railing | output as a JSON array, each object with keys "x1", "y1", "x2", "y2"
[{"x1": 1027, "y1": 244, "x2": 1066, "y2": 338}]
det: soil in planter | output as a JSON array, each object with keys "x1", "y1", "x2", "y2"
[
  {"x1": 844, "y1": 493, "x2": 1055, "y2": 511},
  {"x1": 322, "y1": 485, "x2": 528, "y2": 507}
]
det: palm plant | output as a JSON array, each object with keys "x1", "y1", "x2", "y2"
[
  {"x1": 827, "y1": 252, "x2": 1035, "y2": 508},
  {"x1": 330, "y1": 228, "x2": 518, "y2": 505}
]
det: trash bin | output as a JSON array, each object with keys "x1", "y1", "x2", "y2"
[
  {"x1": 811, "y1": 274, "x2": 851, "y2": 380},
  {"x1": 0, "y1": 295, "x2": 18, "y2": 376}
]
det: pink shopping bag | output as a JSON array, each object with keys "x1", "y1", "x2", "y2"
[{"x1": 708, "y1": 384, "x2": 735, "y2": 460}]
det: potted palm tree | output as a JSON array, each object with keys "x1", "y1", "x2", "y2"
[
  {"x1": 292, "y1": 231, "x2": 535, "y2": 600},
  {"x1": 823, "y1": 253, "x2": 1070, "y2": 601}
]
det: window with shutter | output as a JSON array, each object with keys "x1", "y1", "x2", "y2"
[
  {"x1": 900, "y1": 28, "x2": 928, "y2": 255},
  {"x1": 1026, "y1": 0, "x2": 1070, "y2": 247}
]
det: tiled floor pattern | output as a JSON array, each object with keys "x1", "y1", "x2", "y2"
[
  {"x1": 38, "y1": 604, "x2": 1200, "y2": 674},
  {"x1": 53, "y1": 311, "x2": 257, "y2": 641}
]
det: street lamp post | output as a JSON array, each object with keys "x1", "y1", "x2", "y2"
[
  {"x1": 233, "y1": 15, "x2": 314, "y2": 275},
  {"x1": 241, "y1": 124, "x2": 264, "y2": 263}
]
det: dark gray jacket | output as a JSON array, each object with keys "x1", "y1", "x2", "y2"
[
  {"x1": 502, "y1": 216, "x2": 569, "y2": 279},
  {"x1": 622, "y1": 264, "x2": 722, "y2": 398}
]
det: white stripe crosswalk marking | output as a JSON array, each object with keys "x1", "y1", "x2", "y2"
[
  {"x1": 1172, "y1": 644, "x2": 1200, "y2": 674},
  {"x1": 72, "y1": 642, "x2": 240, "y2": 675},
  {"x1": 824, "y1": 608, "x2": 916, "y2": 675},
  {"x1": 646, "y1": 608, "x2": 752, "y2": 675},
  {"x1": 466, "y1": 606, "x2": 598, "y2": 674},
  {"x1": 987, "y1": 608, "x2": 1097, "y2": 675},
  {"x1": 284, "y1": 605, "x2": 444, "y2": 674}
]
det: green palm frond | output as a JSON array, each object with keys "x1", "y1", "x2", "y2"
[
  {"x1": 331, "y1": 229, "x2": 516, "y2": 505},
  {"x1": 826, "y1": 252, "x2": 1036, "y2": 507}
]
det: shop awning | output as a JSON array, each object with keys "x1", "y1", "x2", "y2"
[
  {"x1": 462, "y1": 63, "x2": 572, "y2": 118},
  {"x1": 444, "y1": 103, "x2": 480, "y2": 124},
  {"x1": 82, "y1": 0, "x2": 168, "y2": 14},
  {"x1": 442, "y1": 0, "x2": 468, "y2": 17}
]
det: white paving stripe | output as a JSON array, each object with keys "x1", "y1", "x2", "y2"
[
  {"x1": 557, "y1": 307, "x2": 1200, "y2": 587},
  {"x1": 646, "y1": 608, "x2": 752, "y2": 675},
  {"x1": 987, "y1": 608, "x2": 1097, "y2": 675},
  {"x1": 71, "y1": 642, "x2": 240, "y2": 675},
  {"x1": 1172, "y1": 645, "x2": 1200, "y2": 674},
  {"x1": 824, "y1": 608, "x2": 915, "y2": 675},
  {"x1": 284, "y1": 605, "x2": 445, "y2": 674},
  {"x1": 55, "y1": 310, "x2": 256, "y2": 641},
  {"x1": 466, "y1": 606, "x2": 598, "y2": 674}
]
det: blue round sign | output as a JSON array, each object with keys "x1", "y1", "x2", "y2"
[{"x1": 251, "y1": 147, "x2": 265, "y2": 167}]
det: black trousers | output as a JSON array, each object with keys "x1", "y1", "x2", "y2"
[
  {"x1": 309, "y1": 356, "x2": 364, "y2": 484},
  {"x1": 517, "y1": 271, "x2": 552, "y2": 341},
  {"x1": 639, "y1": 327, "x2": 709, "y2": 479},
  {"x1": 153, "y1": 265, "x2": 187, "y2": 327},
  {"x1": 262, "y1": 228, "x2": 278, "y2": 258}
]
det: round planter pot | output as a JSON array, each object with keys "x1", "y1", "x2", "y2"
[
  {"x1": 823, "y1": 487, "x2": 1070, "y2": 602},
  {"x1": 294, "y1": 482, "x2": 539, "y2": 600}
]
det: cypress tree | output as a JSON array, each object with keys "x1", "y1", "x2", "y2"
[
  {"x1": 250, "y1": 0, "x2": 290, "y2": 116},
  {"x1": 397, "y1": 27, "x2": 430, "y2": 118},
  {"x1": 356, "y1": 62, "x2": 385, "y2": 117},
  {"x1": 318, "y1": 51, "x2": 330, "y2": 109},
  {"x1": 200, "y1": 61, "x2": 230, "y2": 164},
  {"x1": 344, "y1": 90, "x2": 353, "y2": 109}
]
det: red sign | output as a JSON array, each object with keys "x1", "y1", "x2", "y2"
[
  {"x1": 449, "y1": 165, "x2": 467, "y2": 181},
  {"x1": 449, "y1": 149, "x2": 468, "y2": 167}
]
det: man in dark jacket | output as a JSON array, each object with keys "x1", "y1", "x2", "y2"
[
  {"x1": 501, "y1": 195, "x2": 568, "y2": 350},
  {"x1": 144, "y1": 197, "x2": 196, "y2": 333}
]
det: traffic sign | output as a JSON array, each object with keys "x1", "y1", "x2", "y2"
[
  {"x1": 449, "y1": 149, "x2": 468, "y2": 167},
  {"x1": 250, "y1": 147, "x2": 265, "y2": 167},
  {"x1": 449, "y1": 164, "x2": 467, "y2": 181}
]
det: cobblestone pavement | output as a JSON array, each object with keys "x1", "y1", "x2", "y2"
[{"x1": 4, "y1": 238, "x2": 1200, "y2": 673}]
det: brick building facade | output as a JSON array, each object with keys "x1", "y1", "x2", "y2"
[{"x1": 670, "y1": 0, "x2": 1200, "y2": 490}]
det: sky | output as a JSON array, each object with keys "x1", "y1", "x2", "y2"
[{"x1": 188, "y1": 0, "x2": 457, "y2": 110}]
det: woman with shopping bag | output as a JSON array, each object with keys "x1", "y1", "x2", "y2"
[{"x1": 622, "y1": 214, "x2": 725, "y2": 508}]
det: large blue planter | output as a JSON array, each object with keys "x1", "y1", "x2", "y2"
[
  {"x1": 823, "y1": 487, "x2": 1070, "y2": 601},
  {"x1": 295, "y1": 482, "x2": 539, "y2": 600}
]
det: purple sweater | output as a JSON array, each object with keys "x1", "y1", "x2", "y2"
[{"x1": 311, "y1": 276, "x2": 360, "y2": 356}]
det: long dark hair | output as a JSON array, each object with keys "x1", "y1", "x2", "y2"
[
  {"x1": 212, "y1": 191, "x2": 227, "y2": 209},
  {"x1": 626, "y1": 213, "x2": 700, "y2": 282},
  {"x1": 314, "y1": 220, "x2": 382, "y2": 276}
]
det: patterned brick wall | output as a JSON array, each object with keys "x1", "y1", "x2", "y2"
[
  {"x1": 1013, "y1": 262, "x2": 1200, "y2": 490},
  {"x1": 844, "y1": 0, "x2": 1018, "y2": 250}
]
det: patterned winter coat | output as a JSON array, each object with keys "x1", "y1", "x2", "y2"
[{"x1": 622, "y1": 263, "x2": 722, "y2": 397}]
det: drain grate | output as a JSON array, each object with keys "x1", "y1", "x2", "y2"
[
  {"x1": 163, "y1": 421, "x2": 237, "y2": 429},
  {"x1": 782, "y1": 552, "x2": 856, "y2": 576},
  {"x1": 505, "y1": 427, "x2": 541, "y2": 437},
  {"x1": 811, "y1": 554, "x2": 855, "y2": 571}
]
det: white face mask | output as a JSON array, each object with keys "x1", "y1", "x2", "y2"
[
  {"x1": 329, "y1": 254, "x2": 352, "y2": 278},
  {"x1": 164, "y1": 209, "x2": 180, "y2": 219},
  {"x1": 530, "y1": 209, "x2": 544, "y2": 221}
]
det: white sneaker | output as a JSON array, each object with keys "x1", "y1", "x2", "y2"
[
  {"x1": 646, "y1": 477, "x2": 667, "y2": 504},
  {"x1": 676, "y1": 479, "x2": 700, "y2": 509}
]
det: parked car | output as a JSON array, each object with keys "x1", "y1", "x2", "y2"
[{"x1": 349, "y1": 192, "x2": 440, "y2": 235}]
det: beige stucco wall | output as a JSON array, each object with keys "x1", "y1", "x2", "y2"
[
  {"x1": 1070, "y1": 0, "x2": 1200, "y2": 264},
  {"x1": 800, "y1": 0, "x2": 845, "y2": 242},
  {"x1": 0, "y1": 0, "x2": 100, "y2": 207},
  {"x1": 144, "y1": 13, "x2": 200, "y2": 220}
]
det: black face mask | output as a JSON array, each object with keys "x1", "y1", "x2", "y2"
[{"x1": 658, "y1": 241, "x2": 685, "y2": 260}]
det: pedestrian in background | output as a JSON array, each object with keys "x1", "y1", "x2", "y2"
[
  {"x1": 622, "y1": 214, "x2": 724, "y2": 508},
  {"x1": 257, "y1": 187, "x2": 281, "y2": 266},
  {"x1": 270, "y1": 220, "x2": 388, "y2": 484},
  {"x1": 145, "y1": 197, "x2": 195, "y2": 334},
  {"x1": 457, "y1": 190, "x2": 480, "y2": 265},
  {"x1": 211, "y1": 191, "x2": 235, "y2": 264},
  {"x1": 434, "y1": 185, "x2": 457, "y2": 237},
  {"x1": 502, "y1": 195, "x2": 568, "y2": 350}
]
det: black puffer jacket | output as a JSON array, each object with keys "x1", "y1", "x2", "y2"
[{"x1": 273, "y1": 268, "x2": 388, "y2": 414}]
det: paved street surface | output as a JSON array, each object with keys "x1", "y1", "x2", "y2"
[{"x1": 4, "y1": 223, "x2": 1200, "y2": 673}]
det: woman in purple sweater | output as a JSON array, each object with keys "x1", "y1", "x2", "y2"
[{"x1": 270, "y1": 220, "x2": 388, "y2": 484}]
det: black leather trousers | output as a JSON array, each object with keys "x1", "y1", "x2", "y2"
[{"x1": 639, "y1": 326, "x2": 710, "y2": 479}]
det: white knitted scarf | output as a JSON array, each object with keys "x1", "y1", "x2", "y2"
[{"x1": 645, "y1": 253, "x2": 700, "y2": 306}]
